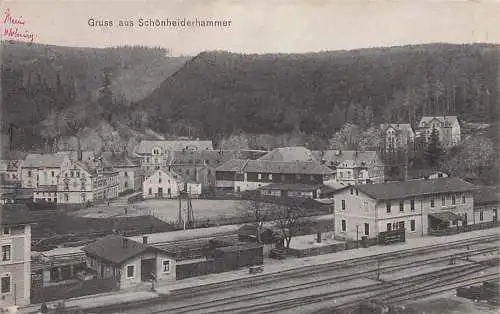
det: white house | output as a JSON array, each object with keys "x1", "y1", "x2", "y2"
[
  {"x1": 143, "y1": 168, "x2": 183, "y2": 199},
  {"x1": 20, "y1": 153, "x2": 71, "y2": 189},
  {"x1": 380, "y1": 124, "x2": 415, "y2": 152},
  {"x1": 416, "y1": 116, "x2": 461, "y2": 147}
]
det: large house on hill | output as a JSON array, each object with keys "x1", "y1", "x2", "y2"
[
  {"x1": 380, "y1": 123, "x2": 415, "y2": 152},
  {"x1": 135, "y1": 140, "x2": 214, "y2": 172},
  {"x1": 20, "y1": 153, "x2": 71, "y2": 189},
  {"x1": 332, "y1": 177, "x2": 476, "y2": 240},
  {"x1": 416, "y1": 116, "x2": 461, "y2": 147},
  {"x1": 313, "y1": 150, "x2": 384, "y2": 185},
  {"x1": 215, "y1": 159, "x2": 335, "y2": 193}
]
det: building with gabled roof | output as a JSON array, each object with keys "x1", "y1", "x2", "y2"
[
  {"x1": 312, "y1": 150, "x2": 384, "y2": 185},
  {"x1": 416, "y1": 115, "x2": 461, "y2": 147},
  {"x1": 82, "y1": 234, "x2": 176, "y2": 289},
  {"x1": 473, "y1": 186, "x2": 499, "y2": 224},
  {"x1": 142, "y1": 168, "x2": 184, "y2": 199},
  {"x1": 215, "y1": 159, "x2": 334, "y2": 192},
  {"x1": 1, "y1": 204, "x2": 34, "y2": 308},
  {"x1": 380, "y1": 123, "x2": 415, "y2": 152},
  {"x1": 331, "y1": 177, "x2": 476, "y2": 240},
  {"x1": 20, "y1": 153, "x2": 71, "y2": 189},
  {"x1": 101, "y1": 152, "x2": 142, "y2": 193},
  {"x1": 258, "y1": 147, "x2": 315, "y2": 162}
]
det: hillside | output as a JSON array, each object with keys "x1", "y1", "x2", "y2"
[
  {"x1": 1, "y1": 41, "x2": 188, "y2": 153},
  {"x1": 137, "y1": 43, "x2": 499, "y2": 141}
]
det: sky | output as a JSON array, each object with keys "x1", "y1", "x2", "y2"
[{"x1": 1, "y1": 0, "x2": 499, "y2": 56}]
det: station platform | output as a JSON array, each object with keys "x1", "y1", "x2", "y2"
[{"x1": 20, "y1": 226, "x2": 499, "y2": 313}]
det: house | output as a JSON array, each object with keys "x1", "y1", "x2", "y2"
[
  {"x1": 258, "y1": 147, "x2": 315, "y2": 162},
  {"x1": 20, "y1": 153, "x2": 71, "y2": 189},
  {"x1": 101, "y1": 152, "x2": 142, "y2": 194},
  {"x1": 416, "y1": 115, "x2": 461, "y2": 147},
  {"x1": 135, "y1": 140, "x2": 214, "y2": 172},
  {"x1": 215, "y1": 159, "x2": 334, "y2": 192},
  {"x1": 0, "y1": 160, "x2": 22, "y2": 185},
  {"x1": 332, "y1": 177, "x2": 476, "y2": 240},
  {"x1": 82, "y1": 235, "x2": 176, "y2": 289},
  {"x1": 143, "y1": 168, "x2": 183, "y2": 199},
  {"x1": 168, "y1": 150, "x2": 234, "y2": 191},
  {"x1": 313, "y1": 150, "x2": 384, "y2": 185},
  {"x1": 380, "y1": 124, "x2": 415, "y2": 152},
  {"x1": 473, "y1": 186, "x2": 499, "y2": 224},
  {"x1": 0, "y1": 204, "x2": 34, "y2": 308},
  {"x1": 55, "y1": 160, "x2": 119, "y2": 204}
]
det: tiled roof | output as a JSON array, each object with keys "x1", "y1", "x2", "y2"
[
  {"x1": 312, "y1": 150, "x2": 380, "y2": 167},
  {"x1": 1, "y1": 204, "x2": 34, "y2": 225},
  {"x1": 136, "y1": 140, "x2": 213, "y2": 154},
  {"x1": 259, "y1": 183, "x2": 323, "y2": 192},
  {"x1": 216, "y1": 159, "x2": 333, "y2": 175},
  {"x1": 418, "y1": 116, "x2": 459, "y2": 128},
  {"x1": 23, "y1": 153, "x2": 68, "y2": 168},
  {"x1": 101, "y1": 152, "x2": 140, "y2": 168},
  {"x1": 473, "y1": 186, "x2": 500, "y2": 206},
  {"x1": 341, "y1": 177, "x2": 477, "y2": 200},
  {"x1": 258, "y1": 147, "x2": 316, "y2": 162},
  {"x1": 82, "y1": 234, "x2": 169, "y2": 265}
]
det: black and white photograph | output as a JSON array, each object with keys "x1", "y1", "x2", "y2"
[{"x1": 0, "y1": 0, "x2": 499, "y2": 313}]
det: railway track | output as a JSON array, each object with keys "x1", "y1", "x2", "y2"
[{"x1": 91, "y1": 234, "x2": 499, "y2": 314}]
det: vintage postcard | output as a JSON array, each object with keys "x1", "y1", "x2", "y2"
[{"x1": 0, "y1": 0, "x2": 499, "y2": 313}]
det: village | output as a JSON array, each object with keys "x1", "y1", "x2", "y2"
[{"x1": 1, "y1": 114, "x2": 499, "y2": 313}]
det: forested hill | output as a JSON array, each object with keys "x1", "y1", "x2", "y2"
[
  {"x1": 1, "y1": 41, "x2": 188, "y2": 152},
  {"x1": 137, "y1": 43, "x2": 499, "y2": 140}
]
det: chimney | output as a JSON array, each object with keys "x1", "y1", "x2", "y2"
[
  {"x1": 122, "y1": 237, "x2": 128, "y2": 248},
  {"x1": 142, "y1": 236, "x2": 148, "y2": 244}
]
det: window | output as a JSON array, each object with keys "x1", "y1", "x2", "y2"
[
  {"x1": 64, "y1": 183, "x2": 69, "y2": 190},
  {"x1": 355, "y1": 189, "x2": 359, "y2": 196},
  {"x1": 28, "y1": 170, "x2": 32, "y2": 177},
  {"x1": 364, "y1": 223, "x2": 369, "y2": 236},
  {"x1": 1, "y1": 274, "x2": 10, "y2": 293},
  {"x1": 162, "y1": 260, "x2": 170, "y2": 273},
  {"x1": 159, "y1": 178, "x2": 162, "y2": 184},
  {"x1": 258, "y1": 173, "x2": 262, "y2": 180},
  {"x1": 1, "y1": 245, "x2": 11, "y2": 261},
  {"x1": 399, "y1": 200, "x2": 404, "y2": 212},
  {"x1": 268, "y1": 174, "x2": 272, "y2": 180},
  {"x1": 410, "y1": 200, "x2": 415, "y2": 211},
  {"x1": 186, "y1": 169, "x2": 190, "y2": 175},
  {"x1": 64, "y1": 194, "x2": 69, "y2": 202},
  {"x1": 341, "y1": 200, "x2": 346, "y2": 210},
  {"x1": 410, "y1": 220, "x2": 416, "y2": 231},
  {"x1": 452, "y1": 195, "x2": 456, "y2": 205},
  {"x1": 2, "y1": 228, "x2": 10, "y2": 235},
  {"x1": 296, "y1": 174, "x2": 301, "y2": 180},
  {"x1": 441, "y1": 196, "x2": 446, "y2": 207},
  {"x1": 430, "y1": 198, "x2": 435, "y2": 208},
  {"x1": 148, "y1": 188, "x2": 152, "y2": 195},
  {"x1": 462, "y1": 194, "x2": 466, "y2": 204},
  {"x1": 480, "y1": 211, "x2": 484, "y2": 221},
  {"x1": 65, "y1": 173, "x2": 68, "y2": 178},
  {"x1": 71, "y1": 171, "x2": 74, "y2": 177},
  {"x1": 341, "y1": 219, "x2": 346, "y2": 232},
  {"x1": 76, "y1": 172, "x2": 80, "y2": 178},
  {"x1": 310, "y1": 175, "x2": 314, "y2": 182},
  {"x1": 51, "y1": 171, "x2": 55, "y2": 177},
  {"x1": 386, "y1": 201, "x2": 391, "y2": 213},
  {"x1": 124, "y1": 172, "x2": 128, "y2": 177},
  {"x1": 126, "y1": 265, "x2": 135, "y2": 278},
  {"x1": 350, "y1": 188, "x2": 353, "y2": 195},
  {"x1": 387, "y1": 223, "x2": 392, "y2": 231},
  {"x1": 399, "y1": 221, "x2": 405, "y2": 230}
]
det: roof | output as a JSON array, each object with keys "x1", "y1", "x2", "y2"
[
  {"x1": 82, "y1": 234, "x2": 169, "y2": 265},
  {"x1": 170, "y1": 149, "x2": 235, "y2": 167},
  {"x1": 101, "y1": 152, "x2": 140, "y2": 168},
  {"x1": 23, "y1": 153, "x2": 68, "y2": 168},
  {"x1": 474, "y1": 186, "x2": 500, "y2": 206},
  {"x1": 57, "y1": 151, "x2": 95, "y2": 162},
  {"x1": 128, "y1": 225, "x2": 240, "y2": 244},
  {"x1": 215, "y1": 243, "x2": 263, "y2": 253},
  {"x1": 418, "y1": 116, "x2": 459, "y2": 128},
  {"x1": 216, "y1": 159, "x2": 333, "y2": 175},
  {"x1": 337, "y1": 177, "x2": 477, "y2": 200},
  {"x1": 429, "y1": 211, "x2": 461, "y2": 222},
  {"x1": 143, "y1": 167, "x2": 184, "y2": 182},
  {"x1": 1, "y1": 204, "x2": 34, "y2": 225},
  {"x1": 380, "y1": 124, "x2": 414, "y2": 135},
  {"x1": 35, "y1": 185, "x2": 58, "y2": 192},
  {"x1": 259, "y1": 183, "x2": 323, "y2": 192},
  {"x1": 312, "y1": 150, "x2": 380, "y2": 167},
  {"x1": 258, "y1": 147, "x2": 316, "y2": 162},
  {"x1": 136, "y1": 140, "x2": 214, "y2": 155}
]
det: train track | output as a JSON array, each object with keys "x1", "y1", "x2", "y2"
[{"x1": 91, "y1": 234, "x2": 499, "y2": 314}]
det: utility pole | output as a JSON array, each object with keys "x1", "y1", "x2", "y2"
[{"x1": 356, "y1": 225, "x2": 359, "y2": 249}]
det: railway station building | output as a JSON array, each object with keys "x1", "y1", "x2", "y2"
[{"x1": 332, "y1": 177, "x2": 477, "y2": 240}]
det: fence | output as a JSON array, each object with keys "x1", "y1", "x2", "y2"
[
  {"x1": 428, "y1": 221, "x2": 500, "y2": 236},
  {"x1": 30, "y1": 278, "x2": 119, "y2": 304},
  {"x1": 176, "y1": 260, "x2": 216, "y2": 280}
]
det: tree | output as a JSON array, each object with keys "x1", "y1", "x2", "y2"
[
  {"x1": 272, "y1": 199, "x2": 305, "y2": 249},
  {"x1": 240, "y1": 195, "x2": 270, "y2": 243},
  {"x1": 424, "y1": 126, "x2": 444, "y2": 170}
]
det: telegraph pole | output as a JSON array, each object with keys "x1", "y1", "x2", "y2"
[{"x1": 356, "y1": 225, "x2": 359, "y2": 249}]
